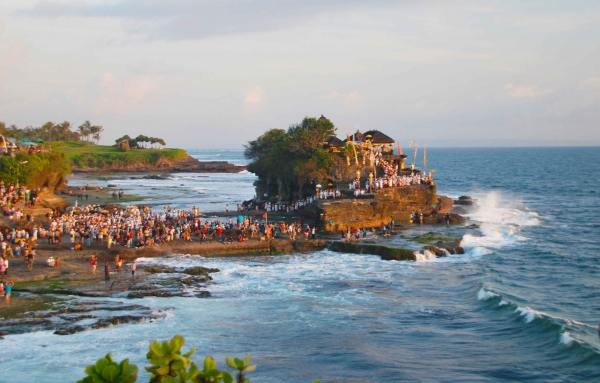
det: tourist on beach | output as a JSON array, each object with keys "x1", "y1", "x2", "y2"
[
  {"x1": 5, "y1": 281, "x2": 13, "y2": 304},
  {"x1": 91, "y1": 258, "x2": 97, "y2": 275},
  {"x1": 27, "y1": 250, "x2": 34, "y2": 270}
]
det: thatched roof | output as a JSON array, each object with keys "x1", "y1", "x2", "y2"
[
  {"x1": 318, "y1": 114, "x2": 328, "y2": 121},
  {"x1": 363, "y1": 130, "x2": 395, "y2": 144},
  {"x1": 324, "y1": 136, "x2": 344, "y2": 148}
]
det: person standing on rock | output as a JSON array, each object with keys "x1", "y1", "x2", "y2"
[
  {"x1": 131, "y1": 260, "x2": 136, "y2": 279},
  {"x1": 104, "y1": 263, "x2": 110, "y2": 282},
  {"x1": 92, "y1": 258, "x2": 97, "y2": 275}
]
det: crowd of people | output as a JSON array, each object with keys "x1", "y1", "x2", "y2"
[
  {"x1": 345, "y1": 151, "x2": 434, "y2": 196},
  {"x1": 260, "y1": 196, "x2": 319, "y2": 212},
  {"x1": 1, "y1": 180, "x2": 41, "y2": 212}
]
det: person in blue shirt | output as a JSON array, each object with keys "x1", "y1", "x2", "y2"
[{"x1": 5, "y1": 280, "x2": 13, "y2": 304}]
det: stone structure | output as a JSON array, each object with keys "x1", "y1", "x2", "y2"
[{"x1": 313, "y1": 184, "x2": 438, "y2": 231}]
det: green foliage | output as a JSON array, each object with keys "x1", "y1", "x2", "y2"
[
  {"x1": 76, "y1": 353, "x2": 138, "y2": 383},
  {"x1": 245, "y1": 116, "x2": 337, "y2": 199},
  {"x1": 225, "y1": 355, "x2": 255, "y2": 383},
  {"x1": 48, "y1": 142, "x2": 186, "y2": 169},
  {"x1": 78, "y1": 335, "x2": 324, "y2": 383},
  {"x1": 0, "y1": 120, "x2": 81, "y2": 142},
  {"x1": 145, "y1": 334, "x2": 197, "y2": 382},
  {"x1": 194, "y1": 356, "x2": 233, "y2": 383},
  {"x1": 0, "y1": 151, "x2": 70, "y2": 188}
]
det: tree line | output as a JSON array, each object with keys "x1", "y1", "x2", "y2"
[
  {"x1": 115, "y1": 135, "x2": 166, "y2": 151},
  {"x1": 0, "y1": 120, "x2": 103, "y2": 143}
]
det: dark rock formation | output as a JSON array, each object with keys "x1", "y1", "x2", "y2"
[
  {"x1": 454, "y1": 196, "x2": 477, "y2": 206},
  {"x1": 0, "y1": 300, "x2": 165, "y2": 337},
  {"x1": 329, "y1": 241, "x2": 416, "y2": 261},
  {"x1": 182, "y1": 266, "x2": 220, "y2": 276}
]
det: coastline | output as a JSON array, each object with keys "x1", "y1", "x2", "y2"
[{"x1": 1, "y1": 160, "x2": 471, "y2": 338}]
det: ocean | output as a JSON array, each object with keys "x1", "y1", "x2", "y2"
[{"x1": 2, "y1": 147, "x2": 599, "y2": 382}]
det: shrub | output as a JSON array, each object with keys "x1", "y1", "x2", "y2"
[{"x1": 78, "y1": 335, "x2": 321, "y2": 383}]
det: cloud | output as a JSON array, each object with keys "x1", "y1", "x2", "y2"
[
  {"x1": 92, "y1": 73, "x2": 163, "y2": 114},
  {"x1": 326, "y1": 90, "x2": 363, "y2": 107},
  {"x1": 243, "y1": 86, "x2": 267, "y2": 114},
  {"x1": 583, "y1": 77, "x2": 600, "y2": 87},
  {"x1": 504, "y1": 84, "x2": 554, "y2": 98},
  {"x1": 21, "y1": 0, "x2": 399, "y2": 40}
]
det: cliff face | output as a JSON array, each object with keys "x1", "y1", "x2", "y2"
[
  {"x1": 39, "y1": 171, "x2": 67, "y2": 189},
  {"x1": 312, "y1": 185, "x2": 439, "y2": 231},
  {"x1": 71, "y1": 155, "x2": 246, "y2": 173}
]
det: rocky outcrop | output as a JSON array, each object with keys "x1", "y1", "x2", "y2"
[
  {"x1": 72, "y1": 155, "x2": 246, "y2": 173},
  {"x1": 454, "y1": 196, "x2": 477, "y2": 206},
  {"x1": 0, "y1": 299, "x2": 167, "y2": 337},
  {"x1": 329, "y1": 241, "x2": 416, "y2": 261}
]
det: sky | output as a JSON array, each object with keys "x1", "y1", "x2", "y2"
[{"x1": 0, "y1": 0, "x2": 599, "y2": 148}]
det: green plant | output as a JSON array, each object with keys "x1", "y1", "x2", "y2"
[
  {"x1": 146, "y1": 334, "x2": 197, "y2": 382},
  {"x1": 76, "y1": 353, "x2": 138, "y2": 383},
  {"x1": 77, "y1": 335, "x2": 329, "y2": 383},
  {"x1": 194, "y1": 356, "x2": 233, "y2": 383},
  {"x1": 225, "y1": 355, "x2": 255, "y2": 383}
]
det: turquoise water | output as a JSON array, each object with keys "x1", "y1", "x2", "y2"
[{"x1": 2, "y1": 147, "x2": 600, "y2": 382}]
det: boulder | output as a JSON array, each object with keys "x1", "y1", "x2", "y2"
[{"x1": 182, "y1": 266, "x2": 220, "y2": 276}]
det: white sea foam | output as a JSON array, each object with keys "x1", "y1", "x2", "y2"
[
  {"x1": 515, "y1": 306, "x2": 542, "y2": 323},
  {"x1": 414, "y1": 250, "x2": 437, "y2": 262},
  {"x1": 477, "y1": 287, "x2": 498, "y2": 301},
  {"x1": 457, "y1": 191, "x2": 543, "y2": 257},
  {"x1": 560, "y1": 331, "x2": 576, "y2": 346}
]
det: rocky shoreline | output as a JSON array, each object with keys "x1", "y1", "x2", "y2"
[{"x1": 71, "y1": 156, "x2": 246, "y2": 173}]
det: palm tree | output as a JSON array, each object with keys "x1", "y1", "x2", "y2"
[
  {"x1": 89, "y1": 125, "x2": 100, "y2": 145},
  {"x1": 41, "y1": 121, "x2": 55, "y2": 141},
  {"x1": 58, "y1": 121, "x2": 72, "y2": 141},
  {"x1": 94, "y1": 125, "x2": 104, "y2": 144},
  {"x1": 78, "y1": 120, "x2": 92, "y2": 142}
]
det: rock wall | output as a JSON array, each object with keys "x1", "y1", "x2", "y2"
[{"x1": 315, "y1": 185, "x2": 438, "y2": 231}]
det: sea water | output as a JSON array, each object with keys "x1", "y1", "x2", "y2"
[{"x1": 2, "y1": 147, "x2": 599, "y2": 382}]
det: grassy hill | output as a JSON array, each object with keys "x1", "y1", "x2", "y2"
[{"x1": 47, "y1": 142, "x2": 187, "y2": 169}]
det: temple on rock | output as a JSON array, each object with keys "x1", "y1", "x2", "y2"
[{"x1": 248, "y1": 114, "x2": 461, "y2": 230}]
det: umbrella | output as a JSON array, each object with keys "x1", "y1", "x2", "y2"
[
  {"x1": 238, "y1": 215, "x2": 244, "y2": 223},
  {"x1": 32, "y1": 138, "x2": 44, "y2": 143},
  {"x1": 6, "y1": 137, "x2": 17, "y2": 143}
]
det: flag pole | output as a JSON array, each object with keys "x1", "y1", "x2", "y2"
[{"x1": 424, "y1": 145, "x2": 427, "y2": 174}]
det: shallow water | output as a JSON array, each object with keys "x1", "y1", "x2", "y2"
[{"x1": 3, "y1": 147, "x2": 600, "y2": 382}]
